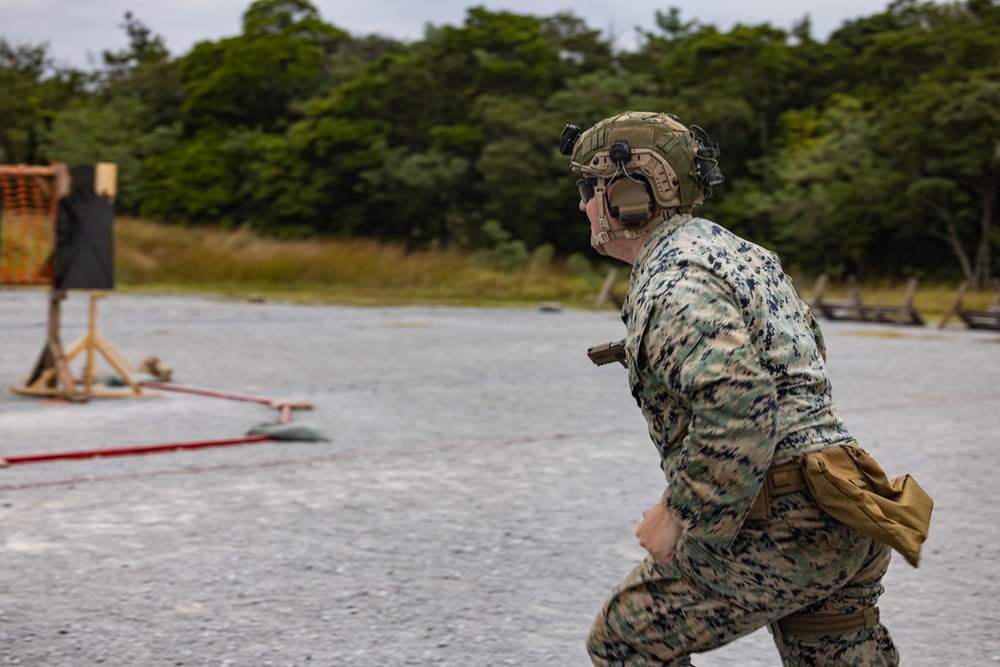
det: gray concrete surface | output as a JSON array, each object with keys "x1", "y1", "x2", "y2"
[{"x1": 0, "y1": 288, "x2": 998, "y2": 666}]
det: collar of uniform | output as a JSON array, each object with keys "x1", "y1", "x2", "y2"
[
  {"x1": 632, "y1": 212, "x2": 693, "y2": 269},
  {"x1": 622, "y1": 213, "x2": 694, "y2": 326}
]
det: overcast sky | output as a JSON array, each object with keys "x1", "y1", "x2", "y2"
[{"x1": 2, "y1": 0, "x2": 894, "y2": 70}]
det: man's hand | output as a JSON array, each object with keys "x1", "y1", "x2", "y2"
[{"x1": 636, "y1": 502, "x2": 683, "y2": 564}]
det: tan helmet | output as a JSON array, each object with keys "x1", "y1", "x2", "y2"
[{"x1": 559, "y1": 111, "x2": 723, "y2": 252}]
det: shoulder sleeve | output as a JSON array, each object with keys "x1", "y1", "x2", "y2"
[{"x1": 641, "y1": 271, "x2": 779, "y2": 548}]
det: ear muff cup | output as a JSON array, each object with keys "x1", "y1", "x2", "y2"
[{"x1": 607, "y1": 178, "x2": 654, "y2": 228}]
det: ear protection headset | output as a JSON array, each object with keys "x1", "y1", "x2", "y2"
[
  {"x1": 602, "y1": 141, "x2": 657, "y2": 228},
  {"x1": 607, "y1": 177, "x2": 655, "y2": 228}
]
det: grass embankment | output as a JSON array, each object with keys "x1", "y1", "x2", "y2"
[
  {"x1": 114, "y1": 218, "x2": 617, "y2": 309},
  {"x1": 115, "y1": 218, "x2": 996, "y2": 320}
]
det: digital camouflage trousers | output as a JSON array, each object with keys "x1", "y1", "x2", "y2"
[{"x1": 587, "y1": 492, "x2": 898, "y2": 667}]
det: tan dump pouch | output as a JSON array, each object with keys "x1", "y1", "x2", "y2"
[{"x1": 801, "y1": 444, "x2": 933, "y2": 568}]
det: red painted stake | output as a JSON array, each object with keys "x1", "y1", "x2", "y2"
[
  {"x1": 1, "y1": 383, "x2": 314, "y2": 467},
  {"x1": 3, "y1": 435, "x2": 272, "y2": 465}
]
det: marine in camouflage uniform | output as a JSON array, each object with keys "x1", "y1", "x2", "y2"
[{"x1": 559, "y1": 112, "x2": 899, "y2": 666}]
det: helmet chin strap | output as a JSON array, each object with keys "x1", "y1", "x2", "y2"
[{"x1": 590, "y1": 178, "x2": 667, "y2": 254}]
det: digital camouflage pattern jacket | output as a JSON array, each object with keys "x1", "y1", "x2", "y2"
[{"x1": 622, "y1": 213, "x2": 854, "y2": 550}]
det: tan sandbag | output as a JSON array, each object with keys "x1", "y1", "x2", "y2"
[{"x1": 801, "y1": 444, "x2": 933, "y2": 567}]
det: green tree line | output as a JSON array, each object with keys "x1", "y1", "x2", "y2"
[{"x1": 2, "y1": 0, "x2": 998, "y2": 285}]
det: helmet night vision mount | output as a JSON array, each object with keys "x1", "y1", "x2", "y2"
[{"x1": 559, "y1": 112, "x2": 724, "y2": 254}]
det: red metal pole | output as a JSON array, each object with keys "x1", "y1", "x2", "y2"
[
  {"x1": 2, "y1": 435, "x2": 272, "y2": 465},
  {"x1": 139, "y1": 382, "x2": 276, "y2": 406}
]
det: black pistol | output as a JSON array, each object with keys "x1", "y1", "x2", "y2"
[{"x1": 587, "y1": 340, "x2": 627, "y2": 367}]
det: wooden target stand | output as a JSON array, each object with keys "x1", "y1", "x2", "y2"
[
  {"x1": 15, "y1": 290, "x2": 155, "y2": 400},
  {"x1": 3, "y1": 162, "x2": 155, "y2": 401}
]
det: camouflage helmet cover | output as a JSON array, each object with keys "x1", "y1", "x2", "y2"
[{"x1": 569, "y1": 111, "x2": 706, "y2": 210}]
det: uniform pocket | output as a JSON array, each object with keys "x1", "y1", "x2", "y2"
[{"x1": 777, "y1": 495, "x2": 864, "y2": 552}]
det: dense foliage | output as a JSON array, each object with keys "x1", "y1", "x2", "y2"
[{"x1": 2, "y1": 0, "x2": 998, "y2": 284}]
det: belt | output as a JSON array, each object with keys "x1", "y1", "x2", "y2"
[{"x1": 747, "y1": 459, "x2": 810, "y2": 520}]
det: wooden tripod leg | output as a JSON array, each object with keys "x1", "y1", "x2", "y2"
[
  {"x1": 94, "y1": 331, "x2": 137, "y2": 375},
  {"x1": 92, "y1": 335, "x2": 143, "y2": 394},
  {"x1": 62, "y1": 333, "x2": 89, "y2": 361},
  {"x1": 16, "y1": 290, "x2": 81, "y2": 399},
  {"x1": 32, "y1": 366, "x2": 57, "y2": 389},
  {"x1": 50, "y1": 340, "x2": 77, "y2": 396},
  {"x1": 84, "y1": 292, "x2": 97, "y2": 393},
  {"x1": 86, "y1": 292, "x2": 143, "y2": 394},
  {"x1": 66, "y1": 292, "x2": 142, "y2": 394},
  {"x1": 30, "y1": 291, "x2": 76, "y2": 394}
]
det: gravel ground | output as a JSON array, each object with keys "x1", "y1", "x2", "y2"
[{"x1": 0, "y1": 289, "x2": 998, "y2": 667}]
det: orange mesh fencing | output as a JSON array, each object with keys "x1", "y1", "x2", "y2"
[{"x1": 0, "y1": 165, "x2": 57, "y2": 286}]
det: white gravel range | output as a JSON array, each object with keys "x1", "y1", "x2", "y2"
[{"x1": 1, "y1": 289, "x2": 998, "y2": 667}]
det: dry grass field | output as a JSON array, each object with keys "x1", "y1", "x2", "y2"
[
  {"x1": 114, "y1": 217, "x2": 996, "y2": 321},
  {"x1": 114, "y1": 218, "x2": 608, "y2": 308}
]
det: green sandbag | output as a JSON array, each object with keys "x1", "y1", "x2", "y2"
[
  {"x1": 246, "y1": 422, "x2": 330, "y2": 442},
  {"x1": 93, "y1": 373, "x2": 127, "y2": 387},
  {"x1": 94, "y1": 373, "x2": 160, "y2": 387}
]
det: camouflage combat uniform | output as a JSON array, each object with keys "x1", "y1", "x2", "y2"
[{"x1": 587, "y1": 214, "x2": 899, "y2": 667}]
